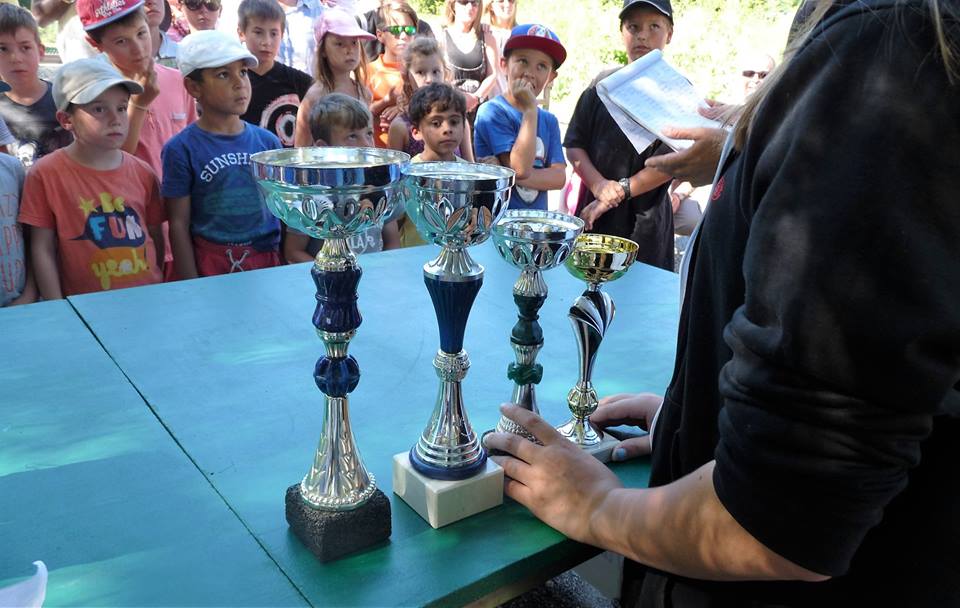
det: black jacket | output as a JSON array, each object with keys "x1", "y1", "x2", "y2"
[{"x1": 635, "y1": 1, "x2": 960, "y2": 605}]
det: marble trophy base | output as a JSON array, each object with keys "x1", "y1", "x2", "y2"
[
  {"x1": 285, "y1": 484, "x2": 391, "y2": 562},
  {"x1": 392, "y1": 453, "x2": 503, "y2": 528}
]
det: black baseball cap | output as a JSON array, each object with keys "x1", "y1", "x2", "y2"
[{"x1": 619, "y1": 0, "x2": 673, "y2": 22}]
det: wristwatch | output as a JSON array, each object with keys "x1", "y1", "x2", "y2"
[{"x1": 618, "y1": 178, "x2": 632, "y2": 199}]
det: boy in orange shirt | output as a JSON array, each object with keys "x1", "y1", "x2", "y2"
[
  {"x1": 19, "y1": 58, "x2": 164, "y2": 298},
  {"x1": 368, "y1": 0, "x2": 418, "y2": 147}
]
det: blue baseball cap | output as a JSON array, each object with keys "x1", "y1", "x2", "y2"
[
  {"x1": 0, "y1": 80, "x2": 9, "y2": 93},
  {"x1": 503, "y1": 24, "x2": 566, "y2": 69}
]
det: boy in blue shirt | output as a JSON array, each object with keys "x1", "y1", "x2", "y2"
[
  {"x1": 162, "y1": 30, "x2": 283, "y2": 278},
  {"x1": 473, "y1": 24, "x2": 566, "y2": 211}
]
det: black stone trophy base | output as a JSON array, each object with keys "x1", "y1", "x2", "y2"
[{"x1": 285, "y1": 484, "x2": 391, "y2": 562}]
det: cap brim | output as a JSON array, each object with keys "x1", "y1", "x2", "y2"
[
  {"x1": 619, "y1": 0, "x2": 672, "y2": 21},
  {"x1": 82, "y1": 0, "x2": 145, "y2": 31},
  {"x1": 503, "y1": 36, "x2": 566, "y2": 68},
  {"x1": 315, "y1": 24, "x2": 377, "y2": 43},
  {"x1": 180, "y1": 50, "x2": 259, "y2": 76},
  {"x1": 69, "y1": 77, "x2": 144, "y2": 109}
]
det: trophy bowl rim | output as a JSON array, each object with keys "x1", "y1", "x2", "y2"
[
  {"x1": 564, "y1": 233, "x2": 640, "y2": 283},
  {"x1": 492, "y1": 209, "x2": 585, "y2": 243},
  {"x1": 250, "y1": 147, "x2": 411, "y2": 188},
  {"x1": 403, "y1": 160, "x2": 516, "y2": 193}
]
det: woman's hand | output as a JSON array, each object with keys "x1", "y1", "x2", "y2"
[{"x1": 645, "y1": 126, "x2": 727, "y2": 187}]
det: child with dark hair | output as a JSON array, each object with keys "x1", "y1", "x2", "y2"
[
  {"x1": 386, "y1": 35, "x2": 471, "y2": 161},
  {"x1": 237, "y1": 0, "x2": 312, "y2": 147},
  {"x1": 285, "y1": 93, "x2": 401, "y2": 263},
  {"x1": 162, "y1": 30, "x2": 282, "y2": 278},
  {"x1": 407, "y1": 82, "x2": 466, "y2": 163},
  {"x1": 0, "y1": 4, "x2": 73, "y2": 167}
]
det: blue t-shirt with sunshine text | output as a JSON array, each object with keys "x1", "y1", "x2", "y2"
[
  {"x1": 161, "y1": 122, "x2": 281, "y2": 250},
  {"x1": 474, "y1": 95, "x2": 565, "y2": 211}
]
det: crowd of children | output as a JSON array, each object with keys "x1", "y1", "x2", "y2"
[{"x1": 0, "y1": 0, "x2": 684, "y2": 308}]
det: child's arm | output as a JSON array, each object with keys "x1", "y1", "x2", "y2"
[
  {"x1": 461, "y1": 121, "x2": 475, "y2": 163},
  {"x1": 166, "y1": 196, "x2": 198, "y2": 279},
  {"x1": 30, "y1": 226, "x2": 62, "y2": 300},
  {"x1": 387, "y1": 115, "x2": 409, "y2": 152},
  {"x1": 123, "y1": 60, "x2": 161, "y2": 154},
  {"x1": 294, "y1": 86, "x2": 322, "y2": 147},
  {"x1": 283, "y1": 232, "x2": 316, "y2": 263},
  {"x1": 148, "y1": 224, "x2": 165, "y2": 270},
  {"x1": 514, "y1": 162, "x2": 566, "y2": 192},
  {"x1": 496, "y1": 80, "x2": 539, "y2": 179},
  {"x1": 9, "y1": 226, "x2": 37, "y2": 305},
  {"x1": 381, "y1": 219, "x2": 400, "y2": 251}
]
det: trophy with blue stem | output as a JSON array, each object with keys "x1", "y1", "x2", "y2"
[
  {"x1": 251, "y1": 147, "x2": 409, "y2": 561},
  {"x1": 392, "y1": 161, "x2": 514, "y2": 528}
]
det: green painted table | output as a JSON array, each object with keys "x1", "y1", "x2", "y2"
[
  {"x1": 0, "y1": 300, "x2": 307, "y2": 606},
  {"x1": 68, "y1": 242, "x2": 680, "y2": 607}
]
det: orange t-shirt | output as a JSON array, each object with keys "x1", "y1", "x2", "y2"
[
  {"x1": 19, "y1": 149, "x2": 164, "y2": 296},
  {"x1": 367, "y1": 56, "x2": 404, "y2": 147}
]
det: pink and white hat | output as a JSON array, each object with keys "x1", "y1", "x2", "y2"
[
  {"x1": 78, "y1": 0, "x2": 144, "y2": 32},
  {"x1": 314, "y1": 8, "x2": 376, "y2": 43}
]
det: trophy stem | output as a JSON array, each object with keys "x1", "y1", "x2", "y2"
[
  {"x1": 410, "y1": 260, "x2": 487, "y2": 480},
  {"x1": 558, "y1": 288, "x2": 615, "y2": 448},
  {"x1": 298, "y1": 254, "x2": 377, "y2": 509},
  {"x1": 497, "y1": 269, "x2": 547, "y2": 441}
]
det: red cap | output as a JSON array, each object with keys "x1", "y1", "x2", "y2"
[{"x1": 78, "y1": 0, "x2": 145, "y2": 32}]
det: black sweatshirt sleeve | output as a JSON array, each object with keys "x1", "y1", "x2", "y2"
[{"x1": 711, "y1": 3, "x2": 960, "y2": 576}]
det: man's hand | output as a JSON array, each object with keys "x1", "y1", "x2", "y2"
[
  {"x1": 485, "y1": 404, "x2": 624, "y2": 544},
  {"x1": 645, "y1": 126, "x2": 727, "y2": 187},
  {"x1": 590, "y1": 393, "x2": 663, "y2": 460}
]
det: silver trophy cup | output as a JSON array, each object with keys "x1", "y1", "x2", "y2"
[
  {"x1": 491, "y1": 210, "x2": 584, "y2": 440},
  {"x1": 402, "y1": 161, "x2": 514, "y2": 480},
  {"x1": 251, "y1": 147, "x2": 409, "y2": 561}
]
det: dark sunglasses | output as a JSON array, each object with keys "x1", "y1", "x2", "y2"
[
  {"x1": 742, "y1": 70, "x2": 769, "y2": 79},
  {"x1": 183, "y1": 0, "x2": 220, "y2": 11},
  {"x1": 455, "y1": 0, "x2": 479, "y2": 5},
  {"x1": 383, "y1": 24, "x2": 416, "y2": 36}
]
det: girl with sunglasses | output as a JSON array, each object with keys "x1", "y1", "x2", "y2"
[
  {"x1": 177, "y1": 0, "x2": 220, "y2": 32},
  {"x1": 439, "y1": 0, "x2": 499, "y2": 123}
]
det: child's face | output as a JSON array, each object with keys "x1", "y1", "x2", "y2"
[
  {"x1": 143, "y1": 0, "x2": 166, "y2": 28},
  {"x1": 180, "y1": 0, "x2": 221, "y2": 31},
  {"x1": 377, "y1": 13, "x2": 415, "y2": 60},
  {"x1": 59, "y1": 85, "x2": 130, "y2": 150},
  {"x1": 620, "y1": 6, "x2": 672, "y2": 62},
  {"x1": 240, "y1": 17, "x2": 282, "y2": 67},
  {"x1": 322, "y1": 33, "x2": 362, "y2": 74},
  {"x1": 92, "y1": 15, "x2": 153, "y2": 75},
  {"x1": 0, "y1": 28, "x2": 43, "y2": 89},
  {"x1": 413, "y1": 106, "x2": 464, "y2": 158},
  {"x1": 321, "y1": 124, "x2": 375, "y2": 147},
  {"x1": 501, "y1": 48, "x2": 556, "y2": 97},
  {"x1": 187, "y1": 60, "x2": 252, "y2": 116},
  {"x1": 408, "y1": 53, "x2": 444, "y2": 90}
]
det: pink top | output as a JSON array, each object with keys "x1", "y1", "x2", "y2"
[{"x1": 135, "y1": 64, "x2": 197, "y2": 179}]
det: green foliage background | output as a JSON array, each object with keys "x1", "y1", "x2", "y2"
[{"x1": 413, "y1": 0, "x2": 802, "y2": 122}]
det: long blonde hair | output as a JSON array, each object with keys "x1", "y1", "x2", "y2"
[
  {"x1": 483, "y1": 0, "x2": 516, "y2": 31},
  {"x1": 314, "y1": 32, "x2": 369, "y2": 102},
  {"x1": 444, "y1": 0, "x2": 483, "y2": 37},
  {"x1": 735, "y1": 0, "x2": 958, "y2": 149}
]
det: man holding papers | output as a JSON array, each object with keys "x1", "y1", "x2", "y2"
[{"x1": 563, "y1": 0, "x2": 675, "y2": 271}]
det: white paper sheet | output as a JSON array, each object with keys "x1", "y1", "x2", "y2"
[{"x1": 598, "y1": 50, "x2": 721, "y2": 151}]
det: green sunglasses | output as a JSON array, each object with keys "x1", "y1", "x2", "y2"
[{"x1": 383, "y1": 25, "x2": 417, "y2": 37}]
